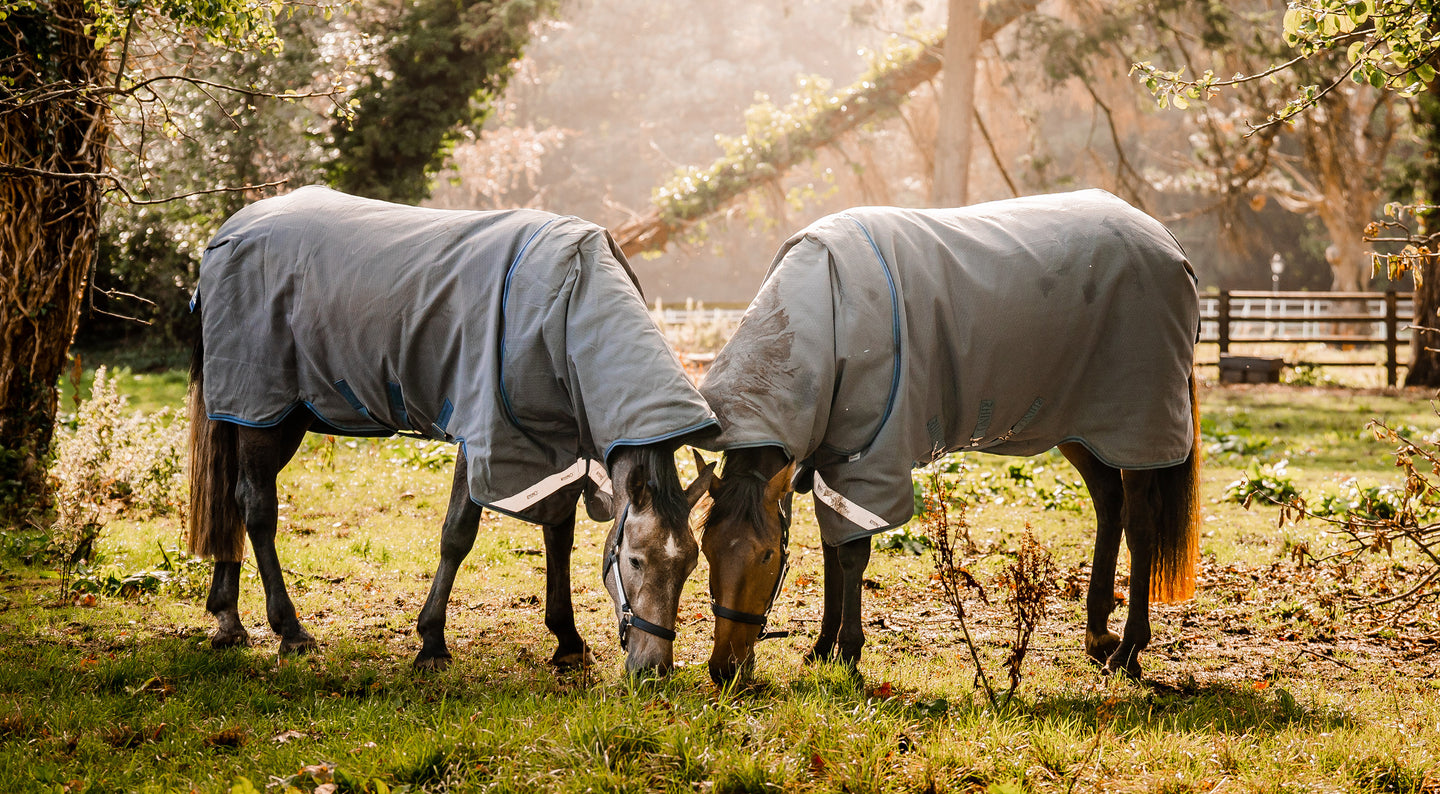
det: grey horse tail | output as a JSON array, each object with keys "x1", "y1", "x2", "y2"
[
  {"x1": 187, "y1": 328, "x2": 245, "y2": 562},
  {"x1": 1149, "y1": 372, "x2": 1201, "y2": 603}
]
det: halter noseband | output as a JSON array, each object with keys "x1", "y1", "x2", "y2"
[
  {"x1": 709, "y1": 481, "x2": 793, "y2": 641},
  {"x1": 603, "y1": 504, "x2": 678, "y2": 650}
]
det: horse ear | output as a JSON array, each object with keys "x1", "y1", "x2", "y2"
[
  {"x1": 685, "y1": 455, "x2": 717, "y2": 508},
  {"x1": 626, "y1": 458, "x2": 651, "y2": 509},
  {"x1": 765, "y1": 461, "x2": 796, "y2": 504}
]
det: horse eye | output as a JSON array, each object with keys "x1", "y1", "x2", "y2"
[
  {"x1": 762, "y1": 550, "x2": 775, "y2": 564},
  {"x1": 628, "y1": 556, "x2": 642, "y2": 570}
]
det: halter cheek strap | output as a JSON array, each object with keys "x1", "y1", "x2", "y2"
[
  {"x1": 603, "y1": 504, "x2": 678, "y2": 650},
  {"x1": 709, "y1": 489, "x2": 793, "y2": 641}
]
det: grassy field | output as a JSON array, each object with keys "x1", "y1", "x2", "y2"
[{"x1": 4, "y1": 363, "x2": 1440, "y2": 793}]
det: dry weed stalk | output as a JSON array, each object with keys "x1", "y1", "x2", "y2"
[
  {"x1": 922, "y1": 466, "x2": 997, "y2": 705},
  {"x1": 999, "y1": 527, "x2": 1059, "y2": 695},
  {"x1": 924, "y1": 465, "x2": 1064, "y2": 703}
]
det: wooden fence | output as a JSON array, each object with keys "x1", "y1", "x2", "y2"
[
  {"x1": 660, "y1": 290, "x2": 1419, "y2": 386},
  {"x1": 1201, "y1": 290, "x2": 1413, "y2": 386}
]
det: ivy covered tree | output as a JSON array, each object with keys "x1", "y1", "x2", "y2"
[
  {"x1": 328, "y1": 0, "x2": 555, "y2": 203},
  {"x1": 0, "y1": 0, "x2": 284, "y2": 524},
  {"x1": 610, "y1": 0, "x2": 1041, "y2": 257}
]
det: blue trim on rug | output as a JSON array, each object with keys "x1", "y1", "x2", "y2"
[
  {"x1": 386, "y1": 381, "x2": 410, "y2": 430},
  {"x1": 827, "y1": 213, "x2": 901, "y2": 457},
  {"x1": 431, "y1": 398, "x2": 455, "y2": 439},
  {"x1": 206, "y1": 401, "x2": 395, "y2": 439},
  {"x1": 602, "y1": 418, "x2": 721, "y2": 464}
]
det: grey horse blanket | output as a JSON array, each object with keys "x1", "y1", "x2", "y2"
[
  {"x1": 699, "y1": 189, "x2": 1199, "y2": 545},
  {"x1": 195, "y1": 186, "x2": 718, "y2": 524}
]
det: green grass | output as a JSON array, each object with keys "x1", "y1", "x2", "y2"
[
  {"x1": 61, "y1": 344, "x2": 190, "y2": 418},
  {"x1": 6, "y1": 371, "x2": 1440, "y2": 792}
]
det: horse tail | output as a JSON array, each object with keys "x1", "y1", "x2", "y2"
[
  {"x1": 187, "y1": 331, "x2": 246, "y2": 562},
  {"x1": 1149, "y1": 372, "x2": 1201, "y2": 603}
]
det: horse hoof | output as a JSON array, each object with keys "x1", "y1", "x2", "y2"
[
  {"x1": 551, "y1": 645, "x2": 595, "y2": 669},
  {"x1": 211, "y1": 631, "x2": 250, "y2": 649},
  {"x1": 1103, "y1": 650, "x2": 1143, "y2": 680},
  {"x1": 803, "y1": 647, "x2": 832, "y2": 666},
  {"x1": 414, "y1": 654, "x2": 452, "y2": 671},
  {"x1": 1085, "y1": 630, "x2": 1122, "y2": 666},
  {"x1": 278, "y1": 636, "x2": 317, "y2": 656}
]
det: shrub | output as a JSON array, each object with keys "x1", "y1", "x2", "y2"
[{"x1": 44, "y1": 367, "x2": 188, "y2": 579}]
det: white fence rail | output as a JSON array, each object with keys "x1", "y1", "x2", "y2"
[{"x1": 657, "y1": 290, "x2": 1416, "y2": 385}]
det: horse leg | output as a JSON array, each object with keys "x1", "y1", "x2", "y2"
[
  {"x1": 542, "y1": 509, "x2": 594, "y2": 668},
  {"x1": 205, "y1": 561, "x2": 248, "y2": 648},
  {"x1": 1108, "y1": 469, "x2": 1158, "y2": 678},
  {"x1": 235, "y1": 415, "x2": 313, "y2": 655},
  {"x1": 414, "y1": 457, "x2": 483, "y2": 670},
  {"x1": 833, "y1": 536, "x2": 872, "y2": 671},
  {"x1": 1060, "y1": 442, "x2": 1126, "y2": 666},
  {"x1": 804, "y1": 541, "x2": 844, "y2": 663}
]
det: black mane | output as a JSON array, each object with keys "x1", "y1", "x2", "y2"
[
  {"x1": 641, "y1": 444, "x2": 690, "y2": 531},
  {"x1": 703, "y1": 451, "x2": 773, "y2": 538}
]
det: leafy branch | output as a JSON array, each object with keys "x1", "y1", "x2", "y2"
[
  {"x1": 1133, "y1": 0, "x2": 1439, "y2": 133},
  {"x1": 1366, "y1": 202, "x2": 1440, "y2": 287},
  {"x1": 1251, "y1": 417, "x2": 1440, "y2": 629}
]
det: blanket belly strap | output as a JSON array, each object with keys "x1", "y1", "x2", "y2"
[
  {"x1": 489, "y1": 458, "x2": 591, "y2": 514},
  {"x1": 811, "y1": 471, "x2": 888, "y2": 531}
]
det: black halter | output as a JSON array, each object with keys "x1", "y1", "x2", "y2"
[
  {"x1": 603, "y1": 504, "x2": 678, "y2": 649},
  {"x1": 709, "y1": 486, "x2": 793, "y2": 641}
]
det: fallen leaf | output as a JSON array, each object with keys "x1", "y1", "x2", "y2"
[
  {"x1": 302, "y1": 762, "x2": 335, "y2": 783},
  {"x1": 810, "y1": 752, "x2": 827, "y2": 775}
]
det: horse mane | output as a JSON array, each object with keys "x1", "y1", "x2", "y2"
[
  {"x1": 639, "y1": 443, "x2": 690, "y2": 532},
  {"x1": 701, "y1": 452, "x2": 771, "y2": 539}
]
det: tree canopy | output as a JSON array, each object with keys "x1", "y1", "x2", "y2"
[{"x1": 329, "y1": 0, "x2": 555, "y2": 203}]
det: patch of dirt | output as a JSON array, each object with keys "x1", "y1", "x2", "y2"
[{"x1": 771, "y1": 547, "x2": 1440, "y2": 693}]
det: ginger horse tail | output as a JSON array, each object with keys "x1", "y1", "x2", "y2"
[
  {"x1": 1149, "y1": 373, "x2": 1201, "y2": 603},
  {"x1": 187, "y1": 332, "x2": 245, "y2": 562}
]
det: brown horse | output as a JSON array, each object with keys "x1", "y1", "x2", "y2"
[
  {"x1": 697, "y1": 192, "x2": 1201, "y2": 683},
  {"x1": 187, "y1": 188, "x2": 718, "y2": 674}
]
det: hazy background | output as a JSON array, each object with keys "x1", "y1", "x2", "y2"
[{"x1": 428, "y1": 0, "x2": 1344, "y2": 303}]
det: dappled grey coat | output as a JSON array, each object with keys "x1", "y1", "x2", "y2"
[
  {"x1": 194, "y1": 186, "x2": 717, "y2": 524},
  {"x1": 699, "y1": 189, "x2": 1199, "y2": 545}
]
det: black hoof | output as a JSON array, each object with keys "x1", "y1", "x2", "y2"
[
  {"x1": 414, "y1": 653, "x2": 453, "y2": 671},
  {"x1": 211, "y1": 630, "x2": 250, "y2": 650},
  {"x1": 550, "y1": 644, "x2": 595, "y2": 669},
  {"x1": 1103, "y1": 650, "x2": 1143, "y2": 680},
  {"x1": 278, "y1": 635, "x2": 317, "y2": 656}
]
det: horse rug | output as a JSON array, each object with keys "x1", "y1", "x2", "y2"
[
  {"x1": 195, "y1": 186, "x2": 718, "y2": 525},
  {"x1": 699, "y1": 189, "x2": 1199, "y2": 545}
]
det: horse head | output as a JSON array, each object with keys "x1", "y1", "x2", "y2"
[
  {"x1": 701, "y1": 446, "x2": 794, "y2": 685},
  {"x1": 601, "y1": 446, "x2": 714, "y2": 675}
]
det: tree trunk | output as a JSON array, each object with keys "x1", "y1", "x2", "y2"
[
  {"x1": 1405, "y1": 82, "x2": 1440, "y2": 388},
  {"x1": 1299, "y1": 94, "x2": 1388, "y2": 291},
  {"x1": 0, "y1": 2, "x2": 109, "y2": 524},
  {"x1": 931, "y1": 0, "x2": 979, "y2": 207}
]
